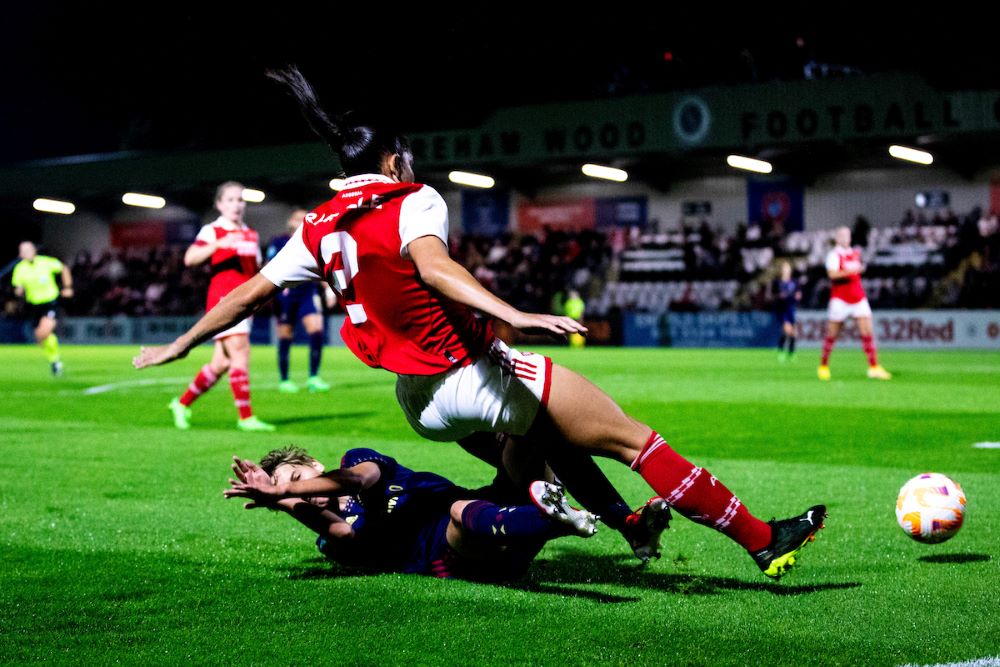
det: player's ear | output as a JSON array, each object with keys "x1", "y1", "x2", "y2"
[{"x1": 312, "y1": 461, "x2": 325, "y2": 473}]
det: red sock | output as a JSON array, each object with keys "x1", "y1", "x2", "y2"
[
  {"x1": 861, "y1": 335, "x2": 879, "y2": 366},
  {"x1": 820, "y1": 334, "x2": 836, "y2": 366},
  {"x1": 229, "y1": 368, "x2": 253, "y2": 419},
  {"x1": 631, "y1": 432, "x2": 772, "y2": 552},
  {"x1": 180, "y1": 364, "x2": 219, "y2": 406}
]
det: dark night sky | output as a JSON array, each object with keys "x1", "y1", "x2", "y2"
[{"x1": 3, "y1": 3, "x2": 998, "y2": 164}]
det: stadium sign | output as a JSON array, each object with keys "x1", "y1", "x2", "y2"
[{"x1": 621, "y1": 310, "x2": 1000, "y2": 349}]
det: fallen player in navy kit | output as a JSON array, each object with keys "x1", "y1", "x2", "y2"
[{"x1": 224, "y1": 445, "x2": 652, "y2": 581}]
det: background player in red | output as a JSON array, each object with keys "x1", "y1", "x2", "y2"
[
  {"x1": 167, "y1": 181, "x2": 275, "y2": 432},
  {"x1": 136, "y1": 66, "x2": 824, "y2": 579},
  {"x1": 818, "y1": 226, "x2": 891, "y2": 381}
]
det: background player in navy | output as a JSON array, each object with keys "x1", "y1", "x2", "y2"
[
  {"x1": 224, "y1": 445, "x2": 599, "y2": 580},
  {"x1": 266, "y1": 208, "x2": 333, "y2": 393},
  {"x1": 773, "y1": 261, "x2": 801, "y2": 362}
]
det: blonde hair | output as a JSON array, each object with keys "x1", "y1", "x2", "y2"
[{"x1": 214, "y1": 181, "x2": 244, "y2": 202}]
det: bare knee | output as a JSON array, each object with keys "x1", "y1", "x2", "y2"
[{"x1": 450, "y1": 500, "x2": 472, "y2": 525}]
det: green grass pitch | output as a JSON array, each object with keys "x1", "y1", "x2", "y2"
[{"x1": 2, "y1": 344, "x2": 998, "y2": 665}]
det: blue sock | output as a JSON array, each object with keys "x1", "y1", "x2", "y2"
[
  {"x1": 308, "y1": 332, "x2": 324, "y2": 377},
  {"x1": 461, "y1": 500, "x2": 561, "y2": 545},
  {"x1": 278, "y1": 338, "x2": 291, "y2": 381}
]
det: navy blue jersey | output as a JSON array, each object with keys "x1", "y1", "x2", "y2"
[
  {"x1": 269, "y1": 233, "x2": 323, "y2": 321},
  {"x1": 266, "y1": 234, "x2": 292, "y2": 262},
  {"x1": 775, "y1": 279, "x2": 800, "y2": 309},
  {"x1": 317, "y1": 448, "x2": 468, "y2": 573}
]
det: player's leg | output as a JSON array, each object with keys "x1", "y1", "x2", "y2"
[
  {"x1": 447, "y1": 496, "x2": 595, "y2": 555},
  {"x1": 170, "y1": 340, "x2": 229, "y2": 429},
  {"x1": 781, "y1": 319, "x2": 795, "y2": 361},
  {"x1": 35, "y1": 313, "x2": 62, "y2": 375},
  {"x1": 819, "y1": 319, "x2": 842, "y2": 380},
  {"x1": 527, "y1": 418, "x2": 655, "y2": 556},
  {"x1": 776, "y1": 315, "x2": 788, "y2": 361},
  {"x1": 534, "y1": 363, "x2": 822, "y2": 571},
  {"x1": 541, "y1": 365, "x2": 825, "y2": 577},
  {"x1": 223, "y1": 334, "x2": 275, "y2": 432},
  {"x1": 783, "y1": 321, "x2": 797, "y2": 361},
  {"x1": 276, "y1": 292, "x2": 298, "y2": 392},
  {"x1": 276, "y1": 322, "x2": 297, "y2": 392},
  {"x1": 857, "y1": 315, "x2": 891, "y2": 379},
  {"x1": 302, "y1": 312, "x2": 330, "y2": 392}
]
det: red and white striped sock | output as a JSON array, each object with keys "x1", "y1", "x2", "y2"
[
  {"x1": 820, "y1": 335, "x2": 837, "y2": 366},
  {"x1": 632, "y1": 432, "x2": 772, "y2": 552},
  {"x1": 861, "y1": 335, "x2": 879, "y2": 366},
  {"x1": 229, "y1": 368, "x2": 253, "y2": 419},
  {"x1": 180, "y1": 364, "x2": 219, "y2": 407}
]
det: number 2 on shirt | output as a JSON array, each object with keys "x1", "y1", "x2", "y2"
[{"x1": 320, "y1": 231, "x2": 367, "y2": 324}]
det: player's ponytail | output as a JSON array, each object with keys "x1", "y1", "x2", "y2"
[{"x1": 266, "y1": 65, "x2": 411, "y2": 178}]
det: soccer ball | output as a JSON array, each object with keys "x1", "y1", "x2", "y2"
[{"x1": 895, "y1": 473, "x2": 967, "y2": 544}]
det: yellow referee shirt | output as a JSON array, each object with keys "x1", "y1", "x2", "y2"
[{"x1": 11, "y1": 255, "x2": 63, "y2": 305}]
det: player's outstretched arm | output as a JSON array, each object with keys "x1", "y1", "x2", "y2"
[
  {"x1": 407, "y1": 236, "x2": 587, "y2": 339},
  {"x1": 133, "y1": 274, "x2": 278, "y2": 369},
  {"x1": 224, "y1": 459, "x2": 381, "y2": 504}
]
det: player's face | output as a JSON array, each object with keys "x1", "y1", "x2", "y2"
[
  {"x1": 287, "y1": 209, "x2": 307, "y2": 234},
  {"x1": 781, "y1": 263, "x2": 791, "y2": 280},
  {"x1": 272, "y1": 462, "x2": 332, "y2": 509},
  {"x1": 835, "y1": 227, "x2": 851, "y2": 247},
  {"x1": 215, "y1": 186, "x2": 246, "y2": 223},
  {"x1": 19, "y1": 242, "x2": 36, "y2": 260}
]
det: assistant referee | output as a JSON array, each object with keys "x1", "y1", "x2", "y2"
[{"x1": 11, "y1": 241, "x2": 73, "y2": 376}]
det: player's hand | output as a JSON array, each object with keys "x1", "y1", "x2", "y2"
[
  {"x1": 508, "y1": 312, "x2": 588, "y2": 339},
  {"x1": 226, "y1": 456, "x2": 277, "y2": 509},
  {"x1": 60, "y1": 287, "x2": 74, "y2": 298},
  {"x1": 132, "y1": 341, "x2": 188, "y2": 369}
]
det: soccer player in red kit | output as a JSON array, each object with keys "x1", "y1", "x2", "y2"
[
  {"x1": 817, "y1": 226, "x2": 891, "y2": 381},
  {"x1": 136, "y1": 67, "x2": 824, "y2": 579},
  {"x1": 167, "y1": 182, "x2": 275, "y2": 432}
]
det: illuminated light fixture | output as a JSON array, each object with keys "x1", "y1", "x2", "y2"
[
  {"x1": 122, "y1": 193, "x2": 166, "y2": 209},
  {"x1": 726, "y1": 154, "x2": 773, "y2": 174},
  {"x1": 889, "y1": 145, "x2": 933, "y2": 165},
  {"x1": 448, "y1": 171, "x2": 495, "y2": 189},
  {"x1": 33, "y1": 198, "x2": 75, "y2": 215},
  {"x1": 242, "y1": 188, "x2": 265, "y2": 203},
  {"x1": 329, "y1": 178, "x2": 347, "y2": 191},
  {"x1": 582, "y1": 163, "x2": 628, "y2": 182}
]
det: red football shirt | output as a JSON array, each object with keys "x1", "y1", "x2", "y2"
[
  {"x1": 825, "y1": 246, "x2": 867, "y2": 304},
  {"x1": 261, "y1": 174, "x2": 493, "y2": 375},
  {"x1": 193, "y1": 217, "x2": 262, "y2": 310}
]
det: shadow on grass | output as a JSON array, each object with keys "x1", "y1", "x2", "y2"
[
  {"x1": 264, "y1": 411, "x2": 376, "y2": 426},
  {"x1": 284, "y1": 552, "x2": 860, "y2": 603},
  {"x1": 917, "y1": 553, "x2": 991, "y2": 564}
]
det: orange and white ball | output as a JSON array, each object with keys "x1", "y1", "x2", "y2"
[{"x1": 896, "y1": 473, "x2": 967, "y2": 544}]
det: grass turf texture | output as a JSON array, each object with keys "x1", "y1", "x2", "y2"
[{"x1": 2, "y1": 344, "x2": 998, "y2": 666}]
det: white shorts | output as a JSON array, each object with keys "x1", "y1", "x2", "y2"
[
  {"x1": 213, "y1": 316, "x2": 252, "y2": 340},
  {"x1": 395, "y1": 338, "x2": 552, "y2": 442},
  {"x1": 827, "y1": 297, "x2": 872, "y2": 323}
]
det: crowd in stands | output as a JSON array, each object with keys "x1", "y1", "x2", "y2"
[{"x1": 3, "y1": 205, "x2": 999, "y2": 321}]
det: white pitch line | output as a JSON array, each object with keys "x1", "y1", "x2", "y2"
[
  {"x1": 82, "y1": 377, "x2": 192, "y2": 395},
  {"x1": 972, "y1": 442, "x2": 1000, "y2": 449},
  {"x1": 899, "y1": 658, "x2": 1000, "y2": 667}
]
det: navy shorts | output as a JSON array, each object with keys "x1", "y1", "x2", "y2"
[
  {"x1": 27, "y1": 300, "x2": 59, "y2": 327},
  {"x1": 275, "y1": 285, "x2": 320, "y2": 325},
  {"x1": 778, "y1": 306, "x2": 797, "y2": 326}
]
